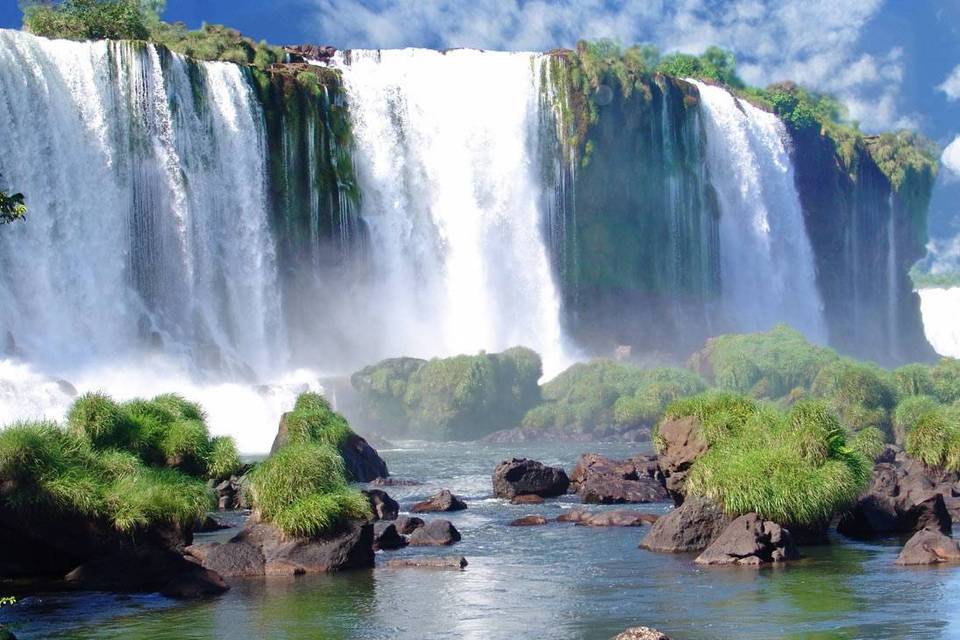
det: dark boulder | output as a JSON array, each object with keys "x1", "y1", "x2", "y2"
[
  {"x1": 640, "y1": 496, "x2": 731, "y2": 553},
  {"x1": 838, "y1": 451, "x2": 953, "y2": 539},
  {"x1": 187, "y1": 519, "x2": 374, "y2": 577},
  {"x1": 385, "y1": 556, "x2": 468, "y2": 570},
  {"x1": 64, "y1": 546, "x2": 227, "y2": 598},
  {"x1": 363, "y1": 489, "x2": 399, "y2": 521},
  {"x1": 612, "y1": 628, "x2": 672, "y2": 640},
  {"x1": 394, "y1": 516, "x2": 425, "y2": 535},
  {"x1": 271, "y1": 413, "x2": 388, "y2": 482},
  {"x1": 577, "y1": 510, "x2": 657, "y2": 527},
  {"x1": 411, "y1": 490, "x2": 467, "y2": 513},
  {"x1": 196, "y1": 514, "x2": 231, "y2": 533},
  {"x1": 570, "y1": 453, "x2": 669, "y2": 504},
  {"x1": 407, "y1": 520, "x2": 461, "y2": 546},
  {"x1": 492, "y1": 458, "x2": 570, "y2": 499},
  {"x1": 211, "y1": 472, "x2": 250, "y2": 511},
  {"x1": 509, "y1": 515, "x2": 549, "y2": 526},
  {"x1": 694, "y1": 514, "x2": 799, "y2": 566},
  {"x1": 656, "y1": 416, "x2": 709, "y2": 504},
  {"x1": 373, "y1": 522, "x2": 408, "y2": 551},
  {"x1": 895, "y1": 528, "x2": 960, "y2": 565}
]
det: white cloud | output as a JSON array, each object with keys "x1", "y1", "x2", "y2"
[
  {"x1": 308, "y1": 0, "x2": 910, "y2": 131},
  {"x1": 938, "y1": 65, "x2": 960, "y2": 101},
  {"x1": 942, "y1": 136, "x2": 960, "y2": 175}
]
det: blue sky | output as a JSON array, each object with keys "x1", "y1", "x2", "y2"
[{"x1": 2, "y1": 0, "x2": 958, "y2": 254}]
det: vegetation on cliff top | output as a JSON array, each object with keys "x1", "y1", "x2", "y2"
[
  {"x1": 661, "y1": 393, "x2": 873, "y2": 527},
  {"x1": 0, "y1": 173, "x2": 26, "y2": 225}
]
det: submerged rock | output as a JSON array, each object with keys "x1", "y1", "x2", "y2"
[
  {"x1": 694, "y1": 513, "x2": 798, "y2": 566},
  {"x1": 393, "y1": 516, "x2": 425, "y2": 535},
  {"x1": 656, "y1": 416, "x2": 709, "y2": 505},
  {"x1": 556, "y1": 509, "x2": 589, "y2": 523},
  {"x1": 640, "y1": 496, "x2": 730, "y2": 553},
  {"x1": 373, "y1": 522, "x2": 408, "y2": 551},
  {"x1": 571, "y1": 453, "x2": 669, "y2": 504},
  {"x1": 492, "y1": 458, "x2": 570, "y2": 499},
  {"x1": 612, "y1": 628, "x2": 672, "y2": 640},
  {"x1": 407, "y1": 520, "x2": 461, "y2": 546},
  {"x1": 510, "y1": 494, "x2": 545, "y2": 505},
  {"x1": 385, "y1": 556, "x2": 468, "y2": 570},
  {"x1": 896, "y1": 528, "x2": 960, "y2": 565},
  {"x1": 509, "y1": 515, "x2": 549, "y2": 526},
  {"x1": 577, "y1": 510, "x2": 658, "y2": 527},
  {"x1": 411, "y1": 490, "x2": 467, "y2": 513},
  {"x1": 187, "y1": 519, "x2": 374, "y2": 577},
  {"x1": 363, "y1": 489, "x2": 399, "y2": 521},
  {"x1": 65, "y1": 547, "x2": 227, "y2": 598}
]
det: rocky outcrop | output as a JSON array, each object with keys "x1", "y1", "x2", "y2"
[
  {"x1": 186, "y1": 520, "x2": 374, "y2": 577},
  {"x1": 611, "y1": 628, "x2": 672, "y2": 640},
  {"x1": 64, "y1": 547, "x2": 227, "y2": 598},
  {"x1": 576, "y1": 510, "x2": 658, "y2": 527},
  {"x1": 656, "y1": 416, "x2": 709, "y2": 504},
  {"x1": 509, "y1": 515, "x2": 549, "y2": 526},
  {"x1": 556, "y1": 509, "x2": 589, "y2": 523},
  {"x1": 373, "y1": 522, "x2": 407, "y2": 551},
  {"x1": 694, "y1": 514, "x2": 798, "y2": 566},
  {"x1": 411, "y1": 490, "x2": 467, "y2": 513},
  {"x1": 492, "y1": 458, "x2": 570, "y2": 499},
  {"x1": 895, "y1": 528, "x2": 960, "y2": 565},
  {"x1": 407, "y1": 520, "x2": 461, "y2": 546},
  {"x1": 640, "y1": 496, "x2": 731, "y2": 553},
  {"x1": 271, "y1": 413, "x2": 388, "y2": 482},
  {"x1": 385, "y1": 556, "x2": 468, "y2": 570},
  {"x1": 394, "y1": 516, "x2": 425, "y2": 535},
  {"x1": 570, "y1": 453, "x2": 668, "y2": 504},
  {"x1": 363, "y1": 489, "x2": 399, "y2": 521},
  {"x1": 838, "y1": 449, "x2": 954, "y2": 539},
  {"x1": 210, "y1": 472, "x2": 251, "y2": 511}
]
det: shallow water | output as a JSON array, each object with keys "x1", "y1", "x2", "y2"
[{"x1": 5, "y1": 441, "x2": 960, "y2": 639}]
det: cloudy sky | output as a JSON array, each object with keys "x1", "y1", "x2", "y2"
[{"x1": 1, "y1": 0, "x2": 958, "y2": 248}]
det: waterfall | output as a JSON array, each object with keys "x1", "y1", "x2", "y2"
[
  {"x1": 333, "y1": 48, "x2": 571, "y2": 375},
  {"x1": 692, "y1": 81, "x2": 827, "y2": 342},
  {"x1": 886, "y1": 193, "x2": 900, "y2": 359},
  {"x1": 918, "y1": 287, "x2": 960, "y2": 358}
]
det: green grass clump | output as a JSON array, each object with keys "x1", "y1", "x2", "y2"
[
  {"x1": 207, "y1": 436, "x2": 241, "y2": 481},
  {"x1": 892, "y1": 363, "x2": 935, "y2": 398},
  {"x1": 931, "y1": 358, "x2": 960, "y2": 404},
  {"x1": 657, "y1": 392, "x2": 761, "y2": 447},
  {"x1": 892, "y1": 395, "x2": 941, "y2": 444},
  {"x1": 249, "y1": 441, "x2": 370, "y2": 537},
  {"x1": 905, "y1": 403, "x2": 960, "y2": 471},
  {"x1": 677, "y1": 396, "x2": 871, "y2": 528},
  {"x1": 67, "y1": 392, "x2": 135, "y2": 451},
  {"x1": 0, "y1": 421, "x2": 210, "y2": 533},
  {"x1": 283, "y1": 392, "x2": 353, "y2": 449},
  {"x1": 810, "y1": 359, "x2": 897, "y2": 437}
]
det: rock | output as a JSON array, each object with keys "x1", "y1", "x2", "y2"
[
  {"x1": 271, "y1": 413, "x2": 388, "y2": 482},
  {"x1": 578, "y1": 510, "x2": 657, "y2": 527},
  {"x1": 195, "y1": 514, "x2": 231, "y2": 533},
  {"x1": 411, "y1": 490, "x2": 467, "y2": 513},
  {"x1": 394, "y1": 516, "x2": 425, "y2": 535},
  {"x1": 570, "y1": 453, "x2": 669, "y2": 504},
  {"x1": 556, "y1": 509, "x2": 589, "y2": 523},
  {"x1": 694, "y1": 514, "x2": 799, "y2": 566},
  {"x1": 612, "y1": 627, "x2": 672, "y2": 640},
  {"x1": 363, "y1": 489, "x2": 399, "y2": 521},
  {"x1": 510, "y1": 494, "x2": 545, "y2": 505},
  {"x1": 656, "y1": 416, "x2": 709, "y2": 504},
  {"x1": 370, "y1": 477, "x2": 422, "y2": 487},
  {"x1": 407, "y1": 520, "x2": 461, "y2": 546},
  {"x1": 385, "y1": 556, "x2": 468, "y2": 570},
  {"x1": 509, "y1": 515, "x2": 548, "y2": 526},
  {"x1": 492, "y1": 458, "x2": 570, "y2": 499},
  {"x1": 187, "y1": 520, "x2": 374, "y2": 577},
  {"x1": 640, "y1": 496, "x2": 731, "y2": 553},
  {"x1": 284, "y1": 44, "x2": 338, "y2": 63},
  {"x1": 895, "y1": 528, "x2": 960, "y2": 565},
  {"x1": 838, "y1": 451, "x2": 954, "y2": 539},
  {"x1": 64, "y1": 546, "x2": 228, "y2": 598},
  {"x1": 373, "y1": 523, "x2": 407, "y2": 551}
]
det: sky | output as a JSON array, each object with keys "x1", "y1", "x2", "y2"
[{"x1": 1, "y1": 0, "x2": 958, "y2": 257}]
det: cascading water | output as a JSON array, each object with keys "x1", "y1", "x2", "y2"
[
  {"x1": 692, "y1": 81, "x2": 827, "y2": 342},
  {"x1": 332, "y1": 49, "x2": 571, "y2": 375},
  {"x1": 918, "y1": 287, "x2": 960, "y2": 358}
]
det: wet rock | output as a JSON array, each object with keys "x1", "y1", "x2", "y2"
[
  {"x1": 385, "y1": 556, "x2": 468, "y2": 570},
  {"x1": 510, "y1": 494, "x2": 545, "y2": 505},
  {"x1": 656, "y1": 416, "x2": 709, "y2": 504},
  {"x1": 571, "y1": 453, "x2": 669, "y2": 504},
  {"x1": 187, "y1": 520, "x2": 374, "y2": 577},
  {"x1": 895, "y1": 528, "x2": 960, "y2": 565},
  {"x1": 578, "y1": 510, "x2": 658, "y2": 527},
  {"x1": 640, "y1": 496, "x2": 731, "y2": 553},
  {"x1": 694, "y1": 514, "x2": 798, "y2": 566},
  {"x1": 370, "y1": 477, "x2": 422, "y2": 487},
  {"x1": 195, "y1": 514, "x2": 231, "y2": 533},
  {"x1": 363, "y1": 489, "x2": 399, "y2": 521},
  {"x1": 373, "y1": 523, "x2": 408, "y2": 551},
  {"x1": 612, "y1": 628, "x2": 672, "y2": 640},
  {"x1": 838, "y1": 450, "x2": 954, "y2": 539},
  {"x1": 509, "y1": 515, "x2": 549, "y2": 526},
  {"x1": 271, "y1": 413, "x2": 388, "y2": 482},
  {"x1": 411, "y1": 490, "x2": 467, "y2": 513},
  {"x1": 492, "y1": 458, "x2": 570, "y2": 499},
  {"x1": 407, "y1": 520, "x2": 461, "y2": 546},
  {"x1": 394, "y1": 516, "x2": 425, "y2": 535},
  {"x1": 556, "y1": 509, "x2": 589, "y2": 523}
]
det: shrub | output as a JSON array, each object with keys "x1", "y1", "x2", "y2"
[
  {"x1": 931, "y1": 358, "x2": 960, "y2": 404},
  {"x1": 207, "y1": 436, "x2": 241, "y2": 481},
  {"x1": 810, "y1": 359, "x2": 897, "y2": 437},
  {"x1": 66, "y1": 392, "x2": 135, "y2": 450},
  {"x1": 22, "y1": 0, "x2": 160, "y2": 41},
  {"x1": 892, "y1": 395, "x2": 940, "y2": 444},
  {"x1": 657, "y1": 392, "x2": 760, "y2": 447},
  {"x1": 283, "y1": 392, "x2": 353, "y2": 449},
  {"x1": 892, "y1": 363, "x2": 935, "y2": 398},
  {"x1": 905, "y1": 404, "x2": 960, "y2": 471}
]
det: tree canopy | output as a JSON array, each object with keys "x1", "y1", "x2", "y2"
[{"x1": 21, "y1": 0, "x2": 165, "y2": 41}]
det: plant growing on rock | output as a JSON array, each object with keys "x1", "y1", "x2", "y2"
[
  {"x1": 281, "y1": 392, "x2": 353, "y2": 449},
  {"x1": 905, "y1": 403, "x2": 960, "y2": 472},
  {"x1": 810, "y1": 359, "x2": 897, "y2": 438}
]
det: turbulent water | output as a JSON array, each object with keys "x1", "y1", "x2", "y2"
[
  {"x1": 332, "y1": 48, "x2": 570, "y2": 376},
  {"x1": 692, "y1": 81, "x2": 827, "y2": 341},
  {"x1": 918, "y1": 287, "x2": 960, "y2": 357}
]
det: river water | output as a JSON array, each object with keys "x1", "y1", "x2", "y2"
[{"x1": 5, "y1": 441, "x2": 960, "y2": 639}]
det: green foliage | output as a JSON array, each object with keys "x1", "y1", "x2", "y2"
[
  {"x1": 0, "y1": 421, "x2": 209, "y2": 532},
  {"x1": 149, "y1": 21, "x2": 283, "y2": 69},
  {"x1": 21, "y1": 0, "x2": 161, "y2": 41},
  {"x1": 352, "y1": 347, "x2": 543, "y2": 440},
  {"x1": 283, "y1": 392, "x2": 353, "y2": 449},
  {"x1": 810, "y1": 359, "x2": 897, "y2": 437},
  {"x1": 930, "y1": 358, "x2": 960, "y2": 404},
  {"x1": 688, "y1": 325, "x2": 839, "y2": 400},
  {"x1": 524, "y1": 361, "x2": 705, "y2": 435},
  {"x1": 892, "y1": 395, "x2": 940, "y2": 444},
  {"x1": 676, "y1": 395, "x2": 871, "y2": 527},
  {"x1": 249, "y1": 441, "x2": 370, "y2": 538},
  {"x1": 905, "y1": 403, "x2": 960, "y2": 471},
  {"x1": 892, "y1": 363, "x2": 935, "y2": 398},
  {"x1": 910, "y1": 265, "x2": 960, "y2": 289},
  {"x1": 0, "y1": 174, "x2": 26, "y2": 225}
]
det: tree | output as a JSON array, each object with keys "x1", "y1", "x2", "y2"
[{"x1": 21, "y1": 0, "x2": 165, "y2": 41}]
